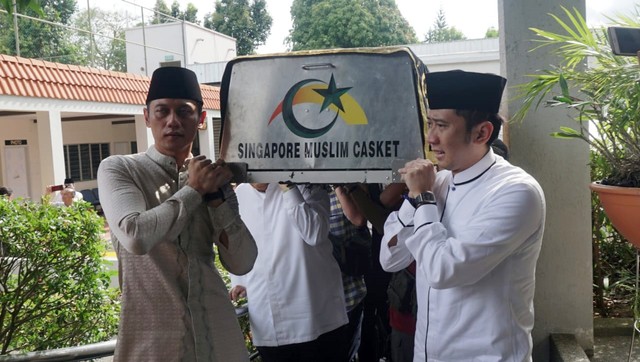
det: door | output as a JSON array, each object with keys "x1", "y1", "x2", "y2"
[{"x1": 4, "y1": 145, "x2": 30, "y2": 199}]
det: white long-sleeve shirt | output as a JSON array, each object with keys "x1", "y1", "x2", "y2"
[
  {"x1": 380, "y1": 150, "x2": 546, "y2": 362},
  {"x1": 232, "y1": 183, "x2": 348, "y2": 347}
]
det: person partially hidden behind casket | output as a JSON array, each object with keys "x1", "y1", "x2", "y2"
[{"x1": 230, "y1": 183, "x2": 350, "y2": 362}]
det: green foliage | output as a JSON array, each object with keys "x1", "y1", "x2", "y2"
[
  {"x1": 0, "y1": 198, "x2": 119, "y2": 354},
  {"x1": 204, "y1": 0, "x2": 272, "y2": 56},
  {"x1": 424, "y1": 8, "x2": 466, "y2": 43},
  {"x1": 513, "y1": 6, "x2": 640, "y2": 187},
  {"x1": 288, "y1": 0, "x2": 416, "y2": 51},
  {"x1": 0, "y1": 0, "x2": 43, "y2": 16},
  {"x1": 151, "y1": 0, "x2": 172, "y2": 24},
  {"x1": 183, "y1": 3, "x2": 199, "y2": 24},
  {"x1": 0, "y1": 0, "x2": 82, "y2": 63},
  {"x1": 169, "y1": 1, "x2": 199, "y2": 24},
  {"x1": 71, "y1": 8, "x2": 132, "y2": 71},
  {"x1": 485, "y1": 27, "x2": 499, "y2": 39}
]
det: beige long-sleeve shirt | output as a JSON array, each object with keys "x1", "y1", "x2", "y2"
[{"x1": 98, "y1": 146, "x2": 257, "y2": 362}]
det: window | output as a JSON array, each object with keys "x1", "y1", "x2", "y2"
[{"x1": 64, "y1": 143, "x2": 110, "y2": 182}]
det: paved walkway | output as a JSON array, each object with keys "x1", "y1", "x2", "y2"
[{"x1": 593, "y1": 318, "x2": 640, "y2": 361}]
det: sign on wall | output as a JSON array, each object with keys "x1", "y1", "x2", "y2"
[{"x1": 5, "y1": 140, "x2": 27, "y2": 146}]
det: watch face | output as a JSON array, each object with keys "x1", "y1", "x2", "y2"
[{"x1": 417, "y1": 192, "x2": 435, "y2": 203}]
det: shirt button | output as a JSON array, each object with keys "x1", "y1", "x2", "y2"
[{"x1": 451, "y1": 186, "x2": 456, "y2": 191}]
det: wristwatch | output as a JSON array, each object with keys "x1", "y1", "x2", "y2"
[
  {"x1": 203, "y1": 189, "x2": 225, "y2": 202},
  {"x1": 412, "y1": 191, "x2": 436, "y2": 207}
]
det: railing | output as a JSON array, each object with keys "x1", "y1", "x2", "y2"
[{"x1": 0, "y1": 305, "x2": 259, "y2": 362}]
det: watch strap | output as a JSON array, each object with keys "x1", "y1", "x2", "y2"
[{"x1": 203, "y1": 189, "x2": 225, "y2": 202}]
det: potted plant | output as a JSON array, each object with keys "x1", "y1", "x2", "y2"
[{"x1": 514, "y1": 6, "x2": 640, "y2": 248}]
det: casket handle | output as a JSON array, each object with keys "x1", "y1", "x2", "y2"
[{"x1": 302, "y1": 63, "x2": 336, "y2": 70}]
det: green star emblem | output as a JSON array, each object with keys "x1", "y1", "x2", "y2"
[{"x1": 313, "y1": 74, "x2": 352, "y2": 113}]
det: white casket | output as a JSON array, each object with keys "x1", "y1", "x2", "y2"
[{"x1": 219, "y1": 46, "x2": 429, "y2": 183}]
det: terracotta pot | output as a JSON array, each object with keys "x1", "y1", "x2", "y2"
[{"x1": 590, "y1": 182, "x2": 640, "y2": 249}]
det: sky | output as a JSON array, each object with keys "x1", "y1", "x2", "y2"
[{"x1": 94, "y1": 0, "x2": 639, "y2": 54}]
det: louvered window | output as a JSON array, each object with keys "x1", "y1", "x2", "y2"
[{"x1": 63, "y1": 143, "x2": 110, "y2": 181}]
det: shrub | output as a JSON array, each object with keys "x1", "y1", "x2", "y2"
[{"x1": 0, "y1": 197, "x2": 119, "y2": 354}]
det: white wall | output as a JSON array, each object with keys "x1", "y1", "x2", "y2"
[
  {"x1": 186, "y1": 26, "x2": 237, "y2": 64},
  {"x1": 499, "y1": 0, "x2": 593, "y2": 360},
  {"x1": 125, "y1": 22, "x2": 237, "y2": 77},
  {"x1": 126, "y1": 23, "x2": 187, "y2": 76},
  {"x1": 410, "y1": 38, "x2": 500, "y2": 74}
]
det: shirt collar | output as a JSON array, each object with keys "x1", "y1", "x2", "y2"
[
  {"x1": 146, "y1": 146, "x2": 190, "y2": 174},
  {"x1": 451, "y1": 148, "x2": 497, "y2": 186}
]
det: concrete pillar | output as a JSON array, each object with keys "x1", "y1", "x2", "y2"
[
  {"x1": 498, "y1": 0, "x2": 592, "y2": 360},
  {"x1": 36, "y1": 110, "x2": 65, "y2": 193},
  {"x1": 134, "y1": 114, "x2": 153, "y2": 152}
]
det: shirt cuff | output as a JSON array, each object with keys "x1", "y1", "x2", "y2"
[
  {"x1": 210, "y1": 201, "x2": 237, "y2": 230},
  {"x1": 282, "y1": 186, "x2": 304, "y2": 206},
  {"x1": 413, "y1": 203, "x2": 439, "y2": 231},
  {"x1": 397, "y1": 199, "x2": 416, "y2": 227},
  {"x1": 176, "y1": 185, "x2": 204, "y2": 212}
]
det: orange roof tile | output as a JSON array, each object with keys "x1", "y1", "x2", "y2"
[{"x1": 0, "y1": 54, "x2": 221, "y2": 110}]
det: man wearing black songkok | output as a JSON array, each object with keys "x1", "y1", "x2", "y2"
[
  {"x1": 98, "y1": 67, "x2": 258, "y2": 361},
  {"x1": 380, "y1": 70, "x2": 546, "y2": 361}
]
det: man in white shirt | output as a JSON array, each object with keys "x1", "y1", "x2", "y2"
[
  {"x1": 380, "y1": 70, "x2": 546, "y2": 361},
  {"x1": 51, "y1": 187, "x2": 76, "y2": 207},
  {"x1": 47, "y1": 178, "x2": 83, "y2": 204},
  {"x1": 230, "y1": 183, "x2": 349, "y2": 362}
]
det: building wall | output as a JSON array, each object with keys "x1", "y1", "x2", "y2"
[
  {"x1": 185, "y1": 26, "x2": 237, "y2": 64},
  {"x1": 0, "y1": 117, "x2": 136, "y2": 200},
  {"x1": 125, "y1": 22, "x2": 237, "y2": 77},
  {"x1": 498, "y1": 0, "x2": 593, "y2": 360},
  {"x1": 60, "y1": 119, "x2": 136, "y2": 191},
  {"x1": 1, "y1": 118, "x2": 41, "y2": 201},
  {"x1": 410, "y1": 38, "x2": 500, "y2": 74}
]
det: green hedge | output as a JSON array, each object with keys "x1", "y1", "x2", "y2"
[{"x1": 0, "y1": 197, "x2": 119, "y2": 354}]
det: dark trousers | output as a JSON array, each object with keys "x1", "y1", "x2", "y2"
[
  {"x1": 346, "y1": 302, "x2": 364, "y2": 361},
  {"x1": 359, "y1": 270, "x2": 391, "y2": 362},
  {"x1": 257, "y1": 324, "x2": 350, "y2": 362},
  {"x1": 390, "y1": 329, "x2": 414, "y2": 362}
]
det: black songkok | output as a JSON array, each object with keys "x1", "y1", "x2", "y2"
[
  {"x1": 146, "y1": 67, "x2": 203, "y2": 105},
  {"x1": 426, "y1": 70, "x2": 507, "y2": 113}
]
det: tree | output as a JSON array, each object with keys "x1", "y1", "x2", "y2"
[
  {"x1": 424, "y1": 8, "x2": 466, "y2": 43},
  {"x1": 0, "y1": 0, "x2": 83, "y2": 63},
  {"x1": 169, "y1": 1, "x2": 199, "y2": 24},
  {"x1": 151, "y1": 0, "x2": 171, "y2": 24},
  {"x1": 485, "y1": 26, "x2": 499, "y2": 38},
  {"x1": 0, "y1": 0, "x2": 42, "y2": 16},
  {"x1": 288, "y1": 0, "x2": 416, "y2": 51},
  {"x1": 204, "y1": 0, "x2": 272, "y2": 56},
  {"x1": 71, "y1": 7, "x2": 133, "y2": 71},
  {"x1": 184, "y1": 3, "x2": 199, "y2": 24}
]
